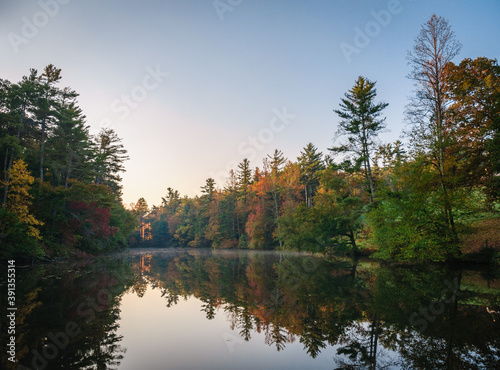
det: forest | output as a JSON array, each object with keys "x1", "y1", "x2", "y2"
[
  {"x1": 1, "y1": 15, "x2": 499, "y2": 263},
  {"x1": 0, "y1": 63, "x2": 135, "y2": 259}
]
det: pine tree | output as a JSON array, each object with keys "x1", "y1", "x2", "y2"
[
  {"x1": 237, "y1": 158, "x2": 252, "y2": 198},
  {"x1": 34, "y1": 64, "x2": 62, "y2": 182},
  {"x1": 201, "y1": 178, "x2": 216, "y2": 199},
  {"x1": 298, "y1": 143, "x2": 324, "y2": 208},
  {"x1": 92, "y1": 128, "x2": 129, "y2": 195},
  {"x1": 332, "y1": 76, "x2": 388, "y2": 203},
  {"x1": 132, "y1": 197, "x2": 149, "y2": 240},
  {"x1": 1, "y1": 71, "x2": 38, "y2": 204},
  {"x1": 268, "y1": 149, "x2": 286, "y2": 247},
  {"x1": 48, "y1": 96, "x2": 91, "y2": 187}
]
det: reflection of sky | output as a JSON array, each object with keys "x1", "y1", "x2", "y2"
[
  {"x1": 1, "y1": 1, "x2": 499, "y2": 206},
  {"x1": 117, "y1": 285, "x2": 342, "y2": 370}
]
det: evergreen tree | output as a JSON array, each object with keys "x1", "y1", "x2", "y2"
[
  {"x1": 47, "y1": 97, "x2": 91, "y2": 187},
  {"x1": 92, "y1": 127, "x2": 129, "y2": 195},
  {"x1": 162, "y1": 187, "x2": 181, "y2": 212},
  {"x1": 1, "y1": 71, "x2": 38, "y2": 203},
  {"x1": 132, "y1": 197, "x2": 149, "y2": 240},
  {"x1": 34, "y1": 64, "x2": 62, "y2": 181},
  {"x1": 0, "y1": 67, "x2": 133, "y2": 258},
  {"x1": 201, "y1": 177, "x2": 216, "y2": 199},
  {"x1": 332, "y1": 76, "x2": 388, "y2": 203},
  {"x1": 298, "y1": 143, "x2": 324, "y2": 208},
  {"x1": 237, "y1": 158, "x2": 252, "y2": 197},
  {"x1": 268, "y1": 149, "x2": 286, "y2": 176},
  {"x1": 267, "y1": 149, "x2": 286, "y2": 247}
]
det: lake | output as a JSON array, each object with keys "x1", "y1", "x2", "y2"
[{"x1": 2, "y1": 249, "x2": 500, "y2": 369}]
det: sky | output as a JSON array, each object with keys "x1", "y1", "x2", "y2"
[{"x1": 1, "y1": 0, "x2": 499, "y2": 207}]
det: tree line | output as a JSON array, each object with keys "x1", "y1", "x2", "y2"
[
  {"x1": 1, "y1": 15, "x2": 498, "y2": 262},
  {"x1": 0, "y1": 65, "x2": 135, "y2": 259},
  {"x1": 130, "y1": 15, "x2": 499, "y2": 262}
]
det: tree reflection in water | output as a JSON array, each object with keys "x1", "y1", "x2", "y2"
[
  {"x1": 2, "y1": 249, "x2": 499, "y2": 369},
  {"x1": 132, "y1": 250, "x2": 500, "y2": 369}
]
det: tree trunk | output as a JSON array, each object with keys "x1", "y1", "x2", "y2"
[
  {"x1": 272, "y1": 181, "x2": 283, "y2": 248},
  {"x1": 434, "y1": 38, "x2": 458, "y2": 242},
  {"x1": 365, "y1": 153, "x2": 375, "y2": 204},
  {"x1": 362, "y1": 124, "x2": 375, "y2": 203},
  {"x1": 370, "y1": 317, "x2": 379, "y2": 369},
  {"x1": 2, "y1": 148, "x2": 11, "y2": 205},
  {"x1": 306, "y1": 185, "x2": 313, "y2": 208},
  {"x1": 235, "y1": 201, "x2": 240, "y2": 238},
  {"x1": 445, "y1": 271, "x2": 461, "y2": 369},
  {"x1": 40, "y1": 118, "x2": 46, "y2": 182},
  {"x1": 65, "y1": 151, "x2": 73, "y2": 188},
  {"x1": 435, "y1": 80, "x2": 457, "y2": 242},
  {"x1": 3, "y1": 104, "x2": 26, "y2": 205},
  {"x1": 348, "y1": 230, "x2": 358, "y2": 256}
]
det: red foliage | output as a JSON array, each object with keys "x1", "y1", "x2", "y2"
[{"x1": 69, "y1": 201, "x2": 117, "y2": 239}]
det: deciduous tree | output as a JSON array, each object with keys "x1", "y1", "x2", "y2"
[
  {"x1": 444, "y1": 57, "x2": 500, "y2": 200},
  {"x1": 406, "y1": 14, "x2": 462, "y2": 240}
]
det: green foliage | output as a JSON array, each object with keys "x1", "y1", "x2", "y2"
[
  {"x1": 0, "y1": 207, "x2": 44, "y2": 259},
  {"x1": 1, "y1": 28, "x2": 492, "y2": 263},
  {"x1": 297, "y1": 143, "x2": 324, "y2": 208},
  {"x1": 332, "y1": 76, "x2": 388, "y2": 203},
  {"x1": 368, "y1": 193, "x2": 448, "y2": 261},
  {"x1": 0, "y1": 159, "x2": 45, "y2": 259},
  {"x1": 92, "y1": 127, "x2": 129, "y2": 195},
  {"x1": 368, "y1": 159, "x2": 468, "y2": 261},
  {"x1": 445, "y1": 57, "x2": 500, "y2": 201},
  {"x1": 279, "y1": 166, "x2": 364, "y2": 255},
  {"x1": 29, "y1": 180, "x2": 134, "y2": 255},
  {"x1": 237, "y1": 159, "x2": 252, "y2": 196},
  {"x1": 0, "y1": 66, "x2": 132, "y2": 259}
]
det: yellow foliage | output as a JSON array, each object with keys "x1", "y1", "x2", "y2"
[{"x1": 5, "y1": 159, "x2": 43, "y2": 239}]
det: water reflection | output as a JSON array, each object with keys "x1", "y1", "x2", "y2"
[
  {"x1": 1, "y1": 249, "x2": 500, "y2": 369},
  {"x1": 0, "y1": 258, "x2": 135, "y2": 370}
]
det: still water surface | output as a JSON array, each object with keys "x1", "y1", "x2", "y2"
[{"x1": 2, "y1": 249, "x2": 500, "y2": 369}]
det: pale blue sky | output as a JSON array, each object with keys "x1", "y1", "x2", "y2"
[{"x1": 1, "y1": 0, "x2": 499, "y2": 206}]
